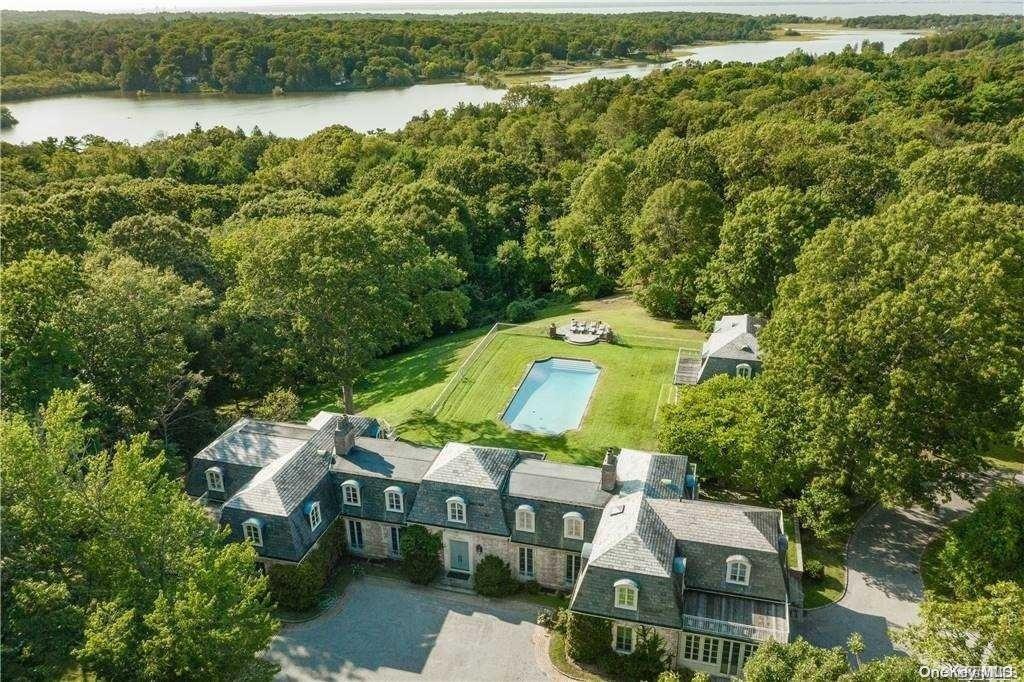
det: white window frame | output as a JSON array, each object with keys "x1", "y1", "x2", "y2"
[
  {"x1": 307, "y1": 501, "x2": 322, "y2": 531},
  {"x1": 735, "y1": 363, "x2": 752, "y2": 379},
  {"x1": 516, "y1": 504, "x2": 535, "y2": 533},
  {"x1": 205, "y1": 466, "x2": 224, "y2": 492},
  {"x1": 341, "y1": 480, "x2": 361, "y2": 506},
  {"x1": 565, "y1": 554, "x2": 582, "y2": 585},
  {"x1": 683, "y1": 634, "x2": 701, "y2": 661},
  {"x1": 242, "y1": 519, "x2": 263, "y2": 547},
  {"x1": 384, "y1": 485, "x2": 404, "y2": 513},
  {"x1": 613, "y1": 624, "x2": 636, "y2": 654},
  {"x1": 446, "y1": 496, "x2": 466, "y2": 524},
  {"x1": 386, "y1": 525, "x2": 401, "y2": 556},
  {"x1": 613, "y1": 578, "x2": 638, "y2": 611},
  {"x1": 519, "y1": 546, "x2": 534, "y2": 578},
  {"x1": 725, "y1": 555, "x2": 751, "y2": 585},
  {"x1": 563, "y1": 511, "x2": 584, "y2": 540},
  {"x1": 702, "y1": 636, "x2": 720, "y2": 664}
]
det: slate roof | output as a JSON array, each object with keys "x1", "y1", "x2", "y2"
[
  {"x1": 615, "y1": 448, "x2": 690, "y2": 498},
  {"x1": 307, "y1": 411, "x2": 380, "y2": 437},
  {"x1": 587, "y1": 491, "x2": 675, "y2": 577},
  {"x1": 334, "y1": 438, "x2": 440, "y2": 483},
  {"x1": 702, "y1": 314, "x2": 760, "y2": 362},
  {"x1": 421, "y1": 442, "x2": 520, "y2": 489},
  {"x1": 649, "y1": 499, "x2": 788, "y2": 602},
  {"x1": 507, "y1": 459, "x2": 613, "y2": 507},
  {"x1": 222, "y1": 416, "x2": 338, "y2": 517},
  {"x1": 193, "y1": 418, "x2": 317, "y2": 467}
]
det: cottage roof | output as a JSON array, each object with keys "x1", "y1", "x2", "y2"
[{"x1": 702, "y1": 314, "x2": 761, "y2": 362}]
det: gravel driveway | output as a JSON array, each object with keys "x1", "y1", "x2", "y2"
[{"x1": 268, "y1": 577, "x2": 558, "y2": 681}]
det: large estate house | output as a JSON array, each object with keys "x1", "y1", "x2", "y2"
[{"x1": 188, "y1": 411, "x2": 795, "y2": 678}]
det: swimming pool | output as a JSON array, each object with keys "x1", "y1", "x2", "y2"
[{"x1": 502, "y1": 358, "x2": 600, "y2": 435}]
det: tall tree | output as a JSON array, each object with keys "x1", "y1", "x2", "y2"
[
  {"x1": 1, "y1": 388, "x2": 278, "y2": 680},
  {"x1": 219, "y1": 214, "x2": 467, "y2": 412},
  {"x1": 760, "y1": 192, "x2": 1024, "y2": 537},
  {"x1": 624, "y1": 179, "x2": 723, "y2": 318},
  {"x1": 64, "y1": 251, "x2": 213, "y2": 437}
]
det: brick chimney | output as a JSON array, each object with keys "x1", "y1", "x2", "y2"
[
  {"x1": 334, "y1": 415, "x2": 355, "y2": 456},
  {"x1": 600, "y1": 447, "x2": 618, "y2": 493}
]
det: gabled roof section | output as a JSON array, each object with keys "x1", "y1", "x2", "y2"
[
  {"x1": 422, "y1": 442, "x2": 520, "y2": 490},
  {"x1": 222, "y1": 416, "x2": 338, "y2": 516},
  {"x1": 193, "y1": 418, "x2": 318, "y2": 468},
  {"x1": 587, "y1": 492, "x2": 675, "y2": 578},
  {"x1": 307, "y1": 410, "x2": 380, "y2": 437},
  {"x1": 702, "y1": 314, "x2": 761, "y2": 362}
]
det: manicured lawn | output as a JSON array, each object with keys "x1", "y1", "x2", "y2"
[
  {"x1": 985, "y1": 442, "x2": 1024, "y2": 473},
  {"x1": 302, "y1": 297, "x2": 704, "y2": 465},
  {"x1": 801, "y1": 537, "x2": 847, "y2": 608},
  {"x1": 548, "y1": 631, "x2": 606, "y2": 682}
]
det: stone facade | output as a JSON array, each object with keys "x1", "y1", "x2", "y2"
[
  {"x1": 342, "y1": 516, "x2": 403, "y2": 560},
  {"x1": 510, "y1": 542, "x2": 580, "y2": 590}
]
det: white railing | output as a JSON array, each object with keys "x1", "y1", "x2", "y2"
[
  {"x1": 681, "y1": 614, "x2": 788, "y2": 643},
  {"x1": 427, "y1": 322, "x2": 517, "y2": 416}
]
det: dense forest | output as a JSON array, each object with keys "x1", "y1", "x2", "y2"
[
  {"x1": 0, "y1": 11, "x2": 781, "y2": 99},
  {"x1": 2, "y1": 20, "x2": 1023, "y2": 679}
]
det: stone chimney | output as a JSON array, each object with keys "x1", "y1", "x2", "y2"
[
  {"x1": 600, "y1": 447, "x2": 618, "y2": 493},
  {"x1": 334, "y1": 415, "x2": 355, "y2": 456}
]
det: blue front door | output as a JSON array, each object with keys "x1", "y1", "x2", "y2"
[{"x1": 450, "y1": 540, "x2": 470, "y2": 573}]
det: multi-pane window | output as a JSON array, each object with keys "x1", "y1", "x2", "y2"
[
  {"x1": 736, "y1": 363, "x2": 752, "y2": 379},
  {"x1": 447, "y1": 496, "x2": 466, "y2": 523},
  {"x1": 307, "y1": 501, "x2": 322, "y2": 530},
  {"x1": 726, "y1": 555, "x2": 750, "y2": 585},
  {"x1": 516, "y1": 505, "x2": 535, "y2": 532},
  {"x1": 518, "y1": 547, "x2": 534, "y2": 578},
  {"x1": 563, "y1": 512, "x2": 584, "y2": 540},
  {"x1": 683, "y1": 634, "x2": 701, "y2": 661},
  {"x1": 613, "y1": 625, "x2": 635, "y2": 654},
  {"x1": 205, "y1": 467, "x2": 224, "y2": 492},
  {"x1": 342, "y1": 480, "x2": 361, "y2": 506},
  {"x1": 701, "y1": 636, "x2": 720, "y2": 664},
  {"x1": 385, "y1": 486, "x2": 403, "y2": 513},
  {"x1": 614, "y1": 579, "x2": 638, "y2": 610},
  {"x1": 242, "y1": 520, "x2": 263, "y2": 547},
  {"x1": 347, "y1": 519, "x2": 364, "y2": 550},
  {"x1": 564, "y1": 554, "x2": 581, "y2": 585},
  {"x1": 388, "y1": 526, "x2": 401, "y2": 556}
]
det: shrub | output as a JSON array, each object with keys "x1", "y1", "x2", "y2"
[
  {"x1": 604, "y1": 627, "x2": 670, "y2": 681},
  {"x1": 564, "y1": 612, "x2": 611, "y2": 664},
  {"x1": 538, "y1": 607, "x2": 568, "y2": 633},
  {"x1": 803, "y1": 558, "x2": 825, "y2": 581},
  {"x1": 932, "y1": 483, "x2": 1024, "y2": 598},
  {"x1": 657, "y1": 671, "x2": 681, "y2": 682},
  {"x1": 473, "y1": 554, "x2": 520, "y2": 597},
  {"x1": 399, "y1": 524, "x2": 442, "y2": 585},
  {"x1": 267, "y1": 519, "x2": 346, "y2": 611},
  {"x1": 504, "y1": 298, "x2": 541, "y2": 322},
  {"x1": 252, "y1": 387, "x2": 301, "y2": 421}
]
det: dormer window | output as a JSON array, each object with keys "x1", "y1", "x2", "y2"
[
  {"x1": 242, "y1": 518, "x2": 263, "y2": 547},
  {"x1": 447, "y1": 496, "x2": 466, "y2": 523},
  {"x1": 205, "y1": 466, "x2": 224, "y2": 492},
  {"x1": 307, "y1": 501, "x2": 322, "y2": 531},
  {"x1": 341, "y1": 480, "x2": 361, "y2": 506},
  {"x1": 735, "y1": 363, "x2": 752, "y2": 379},
  {"x1": 516, "y1": 504, "x2": 535, "y2": 533},
  {"x1": 614, "y1": 578, "x2": 638, "y2": 610},
  {"x1": 384, "y1": 485, "x2": 404, "y2": 513},
  {"x1": 726, "y1": 555, "x2": 751, "y2": 585},
  {"x1": 563, "y1": 511, "x2": 584, "y2": 540}
]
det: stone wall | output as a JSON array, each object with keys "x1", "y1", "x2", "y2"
[
  {"x1": 510, "y1": 542, "x2": 581, "y2": 590},
  {"x1": 342, "y1": 516, "x2": 402, "y2": 560}
]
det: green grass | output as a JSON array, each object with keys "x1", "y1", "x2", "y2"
[
  {"x1": 783, "y1": 516, "x2": 800, "y2": 569},
  {"x1": 518, "y1": 590, "x2": 570, "y2": 610},
  {"x1": 801, "y1": 537, "x2": 847, "y2": 608},
  {"x1": 303, "y1": 297, "x2": 705, "y2": 465},
  {"x1": 985, "y1": 442, "x2": 1024, "y2": 473}
]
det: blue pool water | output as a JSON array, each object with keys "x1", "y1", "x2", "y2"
[{"x1": 502, "y1": 358, "x2": 600, "y2": 435}]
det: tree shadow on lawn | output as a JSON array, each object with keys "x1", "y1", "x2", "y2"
[{"x1": 398, "y1": 411, "x2": 604, "y2": 466}]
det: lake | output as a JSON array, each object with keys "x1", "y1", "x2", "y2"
[{"x1": 0, "y1": 28, "x2": 922, "y2": 144}]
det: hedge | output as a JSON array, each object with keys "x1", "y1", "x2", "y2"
[{"x1": 267, "y1": 519, "x2": 346, "y2": 611}]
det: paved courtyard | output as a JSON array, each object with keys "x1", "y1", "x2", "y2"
[{"x1": 268, "y1": 577, "x2": 559, "y2": 681}]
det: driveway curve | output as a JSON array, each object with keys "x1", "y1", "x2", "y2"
[{"x1": 799, "y1": 472, "x2": 1010, "y2": 660}]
